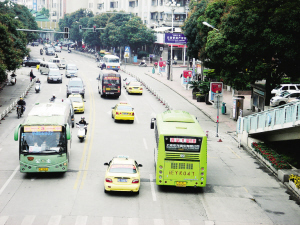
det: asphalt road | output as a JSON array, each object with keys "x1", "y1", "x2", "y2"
[{"x1": 0, "y1": 46, "x2": 299, "y2": 225}]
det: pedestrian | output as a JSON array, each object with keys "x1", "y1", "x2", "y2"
[
  {"x1": 29, "y1": 69, "x2": 35, "y2": 82},
  {"x1": 36, "y1": 64, "x2": 40, "y2": 70}
]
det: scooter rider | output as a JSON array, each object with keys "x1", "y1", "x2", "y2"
[
  {"x1": 50, "y1": 94, "x2": 56, "y2": 102},
  {"x1": 10, "y1": 71, "x2": 17, "y2": 84},
  {"x1": 17, "y1": 97, "x2": 26, "y2": 113},
  {"x1": 78, "y1": 117, "x2": 87, "y2": 135},
  {"x1": 36, "y1": 78, "x2": 41, "y2": 91}
]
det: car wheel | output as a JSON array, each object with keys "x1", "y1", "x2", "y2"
[
  {"x1": 279, "y1": 102, "x2": 285, "y2": 106},
  {"x1": 114, "y1": 118, "x2": 117, "y2": 122},
  {"x1": 104, "y1": 189, "x2": 108, "y2": 193},
  {"x1": 82, "y1": 94, "x2": 84, "y2": 98},
  {"x1": 136, "y1": 190, "x2": 139, "y2": 195},
  {"x1": 72, "y1": 122, "x2": 74, "y2": 128},
  {"x1": 66, "y1": 94, "x2": 69, "y2": 98},
  {"x1": 111, "y1": 114, "x2": 113, "y2": 118},
  {"x1": 131, "y1": 120, "x2": 134, "y2": 124}
]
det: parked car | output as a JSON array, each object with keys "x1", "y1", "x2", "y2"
[
  {"x1": 22, "y1": 58, "x2": 41, "y2": 67},
  {"x1": 66, "y1": 78, "x2": 85, "y2": 98},
  {"x1": 271, "y1": 84, "x2": 300, "y2": 96},
  {"x1": 270, "y1": 92, "x2": 300, "y2": 106}
]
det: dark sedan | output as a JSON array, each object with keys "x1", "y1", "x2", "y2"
[{"x1": 22, "y1": 59, "x2": 41, "y2": 67}]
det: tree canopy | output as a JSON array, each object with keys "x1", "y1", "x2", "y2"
[
  {"x1": 182, "y1": 0, "x2": 300, "y2": 103},
  {"x1": 0, "y1": 1, "x2": 38, "y2": 82}
]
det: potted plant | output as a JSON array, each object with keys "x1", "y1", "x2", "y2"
[
  {"x1": 196, "y1": 93, "x2": 205, "y2": 102},
  {"x1": 199, "y1": 81, "x2": 211, "y2": 105},
  {"x1": 188, "y1": 80, "x2": 201, "y2": 99}
]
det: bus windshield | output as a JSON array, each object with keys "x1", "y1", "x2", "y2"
[
  {"x1": 164, "y1": 136, "x2": 202, "y2": 152},
  {"x1": 104, "y1": 77, "x2": 120, "y2": 85},
  {"x1": 20, "y1": 127, "x2": 66, "y2": 154}
]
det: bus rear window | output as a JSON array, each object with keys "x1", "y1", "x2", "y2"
[{"x1": 164, "y1": 136, "x2": 202, "y2": 152}]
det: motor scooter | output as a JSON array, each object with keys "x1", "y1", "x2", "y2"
[
  {"x1": 16, "y1": 105, "x2": 24, "y2": 119},
  {"x1": 35, "y1": 83, "x2": 40, "y2": 93},
  {"x1": 7, "y1": 74, "x2": 17, "y2": 85},
  {"x1": 76, "y1": 123, "x2": 88, "y2": 142},
  {"x1": 139, "y1": 62, "x2": 147, "y2": 67},
  {"x1": 40, "y1": 50, "x2": 43, "y2": 55}
]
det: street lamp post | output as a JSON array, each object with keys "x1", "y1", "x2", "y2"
[{"x1": 166, "y1": 0, "x2": 180, "y2": 81}]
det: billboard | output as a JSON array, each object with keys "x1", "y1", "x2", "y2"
[{"x1": 165, "y1": 33, "x2": 187, "y2": 44}]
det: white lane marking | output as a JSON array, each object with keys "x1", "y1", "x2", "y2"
[
  {"x1": 205, "y1": 221, "x2": 215, "y2": 225},
  {"x1": 102, "y1": 217, "x2": 113, "y2": 225},
  {"x1": 21, "y1": 215, "x2": 36, "y2": 225},
  {"x1": 143, "y1": 138, "x2": 148, "y2": 150},
  {"x1": 0, "y1": 166, "x2": 19, "y2": 196},
  {"x1": 153, "y1": 219, "x2": 164, "y2": 225},
  {"x1": 149, "y1": 174, "x2": 157, "y2": 201},
  {"x1": 59, "y1": 87, "x2": 61, "y2": 93},
  {"x1": 179, "y1": 220, "x2": 190, "y2": 225},
  {"x1": 134, "y1": 113, "x2": 139, "y2": 124},
  {"x1": 0, "y1": 148, "x2": 2, "y2": 152},
  {"x1": 75, "y1": 216, "x2": 88, "y2": 225},
  {"x1": 48, "y1": 215, "x2": 61, "y2": 225},
  {"x1": 0, "y1": 216, "x2": 8, "y2": 225},
  {"x1": 128, "y1": 218, "x2": 139, "y2": 225}
]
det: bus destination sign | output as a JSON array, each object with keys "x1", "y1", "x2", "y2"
[{"x1": 24, "y1": 126, "x2": 62, "y2": 132}]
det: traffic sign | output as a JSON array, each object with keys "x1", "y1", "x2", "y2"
[
  {"x1": 160, "y1": 47, "x2": 163, "y2": 51},
  {"x1": 124, "y1": 52, "x2": 130, "y2": 58},
  {"x1": 125, "y1": 46, "x2": 130, "y2": 52}
]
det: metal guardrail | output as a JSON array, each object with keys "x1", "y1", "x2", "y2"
[
  {"x1": 237, "y1": 101, "x2": 300, "y2": 134},
  {"x1": 0, "y1": 78, "x2": 36, "y2": 122}
]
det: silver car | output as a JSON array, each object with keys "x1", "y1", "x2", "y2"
[
  {"x1": 47, "y1": 70, "x2": 62, "y2": 83},
  {"x1": 65, "y1": 64, "x2": 78, "y2": 78}
]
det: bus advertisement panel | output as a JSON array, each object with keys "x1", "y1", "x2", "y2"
[
  {"x1": 14, "y1": 103, "x2": 71, "y2": 173},
  {"x1": 151, "y1": 110, "x2": 207, "y2": 187}
]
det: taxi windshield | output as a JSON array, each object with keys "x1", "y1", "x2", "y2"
[
  {"x1": 109, "y1": 164, "x2": 137, "y2": 174},
  {"x1": 117, "y1": 105, "x2": 132, "y2": 111},
  {"x1": 69, "y1": 97, "x2": 82, "y2": 102},
  {"x1": 68, "y1": 66, "x2": 77, "y2": 70}
]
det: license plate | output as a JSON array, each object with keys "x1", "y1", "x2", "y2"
[
  {"x1": 112, "y1": 66, "x2": 115, "y2": 68},
  {"x1": 106, "y1": 88, "x2": 111, "y2": 90},
  {"x1": 71, "y1": 74, "x2": 74, "y2": 77},
  {"x1": 39, "y1": 168, "x2": 48, "y2": 172},
  {"x1": 53, "y1": 79, "x2": 57, "y2": 81},
  {"x1": 118, "y1": 179, "x2": 127, "y2": 182},
  {"x1": 176, "y1": 182, "x2": 186, "y2": 187},
  {"x1": 122, "y1": 113, "x2": 128, "y2": 115}
]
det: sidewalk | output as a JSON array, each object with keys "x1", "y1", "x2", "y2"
[{"x1": 139, "y1": 64, "x2": 253, "y2": 132}]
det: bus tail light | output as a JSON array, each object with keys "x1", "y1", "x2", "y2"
[
  {"x1": 105, "y1": 178, "x2": 112, "y2": 183},
  {"x1": 132, "y1": 179, "x2": 139, "y2": 184},
  {"x1": 103, "y1": 86, "x2": 105, "y2": 93},
  {"x1": 107, "y1": 66, "x2": 110, "y2": 69},
  {"x1": 201, "y1": 172, "x2": 204, "y2": 176},
  {"x1": 159, "y1": 165, "x2": 163, "y2": 169},
  {"x1": 200, "y1": 177, "x2": 204, "y2": 181},
  {"x1": 27, "y1": 157, "x2": 34, "y2": 161},
  {"x1": 201, "y1": 167, "x2": 205, "y2": 171},
  {"x1": 159, "y1": 171, "x2": 162, "y2": 174}
]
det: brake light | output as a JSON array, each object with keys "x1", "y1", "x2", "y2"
[
  {"x1": 118, "y1": 66, "x2": 120, "y2": 68},
  {"x1": 140, "y1": 88, "x2": 143, "y2": 90},
  {"x1": 105, "y1": 178, "x2": 112, "y2": 183},
  {"x1": 107, "y1": 66, "x2": 110, "y2": 68},
  {"x1": 27, "y1": 157, "x2": 34, "y2": 161},
  {"x1": 116, "y1": 112, "x2": 119, "y2": 115},
  {"x1": 103, "y1": 86, "x2": 105, "y2": 93},
  {"x1": 129, "y1": 88, "x2": 132, "y2": 90},
  {"x1": 132, "y1": 112, "x2": 134, "y2": 116},
  {"x1": 132, "y1": 179, "x2": 139, "y2": 184}
]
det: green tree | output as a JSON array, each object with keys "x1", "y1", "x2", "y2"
[{"x1": 40, "y1": 7, "x2": 49, "y2": 18}]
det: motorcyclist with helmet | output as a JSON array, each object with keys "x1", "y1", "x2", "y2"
[
  {"x1": 78, "y1": 116, "x2": 88, "y2": 134},
  {"x1": 50, "y1": 94, "x2": 56, "y2": 102},
  {"x1": 17, "y1": 97, "x2": 26, "y2": 113}
]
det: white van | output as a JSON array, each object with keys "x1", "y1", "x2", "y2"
[
  {"x1": 49, "y1": 58, "x2": 66, "y2": 69},
  {"x1": 39, "y1": 61, "x2": 48, "y2": 74},
  {"x1": 102, "y1": 55, "x2": 120, "y2": 72},
  {"x1": 44, "y1": 62, "x2": 59, "y2": 75}
]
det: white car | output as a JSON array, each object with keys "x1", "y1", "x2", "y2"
[
  {"x1": 65, "y1": 64, "x2": 78, "y2": 78},
  {"x1": 270, "y1": 92, "x2": 300, "y2": 106},
  {"x1": 55, "y1": 46, "x2": 61, "y2": 52},
  {"x1": 123, "y1": 77, "x2": 137, "y2": 88},
  {"x1": 271, "y1": 84, "x2": 300, "y2": 95}
]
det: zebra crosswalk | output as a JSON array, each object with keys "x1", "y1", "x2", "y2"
[{"x1": 0, "y1": 215, "x2": 214, "y2": 225}]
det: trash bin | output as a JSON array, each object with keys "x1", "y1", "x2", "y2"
[
  {"x1": 222, "y1": 102, "x2": 226, "y2": 114},
  {"x1": 152, "y1": 67, "x2": 155, "y2": 74}
]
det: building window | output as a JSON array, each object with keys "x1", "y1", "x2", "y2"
[
  {"x1": 159, "y1": 0, "x2": 163, "y2": 6},
  {"x1": 151, "y1": 0, "x2": 157, "y2": 6},
  {"x1": 151, "y1": 12, "x2": 157, "y2": 20},
  {"x1": 98, "y1": 3, "x2": 104, "y2": 9},
  {"x1": 129, "y1": 1, "x2": 135, "y2": 7},
  {"x1": 52, "y1": 3, "x2": 56, "y2": 8},
  {"x1": 89, "y1": 3, "x2": 93, "y2": 8},
  {"x1": 110, "y1": 1, "x2": 118, "y2": 8}
]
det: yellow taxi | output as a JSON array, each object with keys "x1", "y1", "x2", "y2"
[
  {"x1": 104, "y1": 156, "x2": 143, "y2": 194},
  {"x1": 126, "y1": 81, "x2": 143, "y2": 95},
  {"x1": 111, "y1": 102, "x2": 134, "y2": 123},
  {"x1": 68, "y1": 94, "x2": 85, "y2": 113}
]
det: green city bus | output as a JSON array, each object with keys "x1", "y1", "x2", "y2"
[
  {"x1": 14, "y1": 102, "x2": 72, "y2": 173},
  {"x1": 150, "y1": 110, "x2": 207, "y2": 187}
]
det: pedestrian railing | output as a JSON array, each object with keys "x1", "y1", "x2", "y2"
[
  {"x1": 237, "y1": 101, "x2": 300, "y2": 134},
  {"x1": 0, "y1": 78, "x2": 36, "y2": 122}
]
